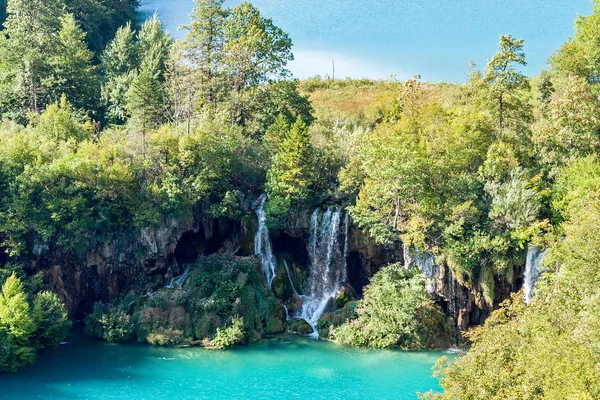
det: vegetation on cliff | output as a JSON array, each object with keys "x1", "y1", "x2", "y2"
[
  {"x1": 85, "y1": 254, "x2": 284, "y2": 347},
  {"x1": 332, "y1": 265, "x2": 454, "y2": 349},
  {"x1": 0, "y1": 1, "x2": 598, "y2": 396}
]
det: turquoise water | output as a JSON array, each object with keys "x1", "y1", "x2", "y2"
[
  {"x1": 140, "y1": 0, "x2": 591, "y2": 81},
  {"x1": 0, "y1": 334, "x2": 451, "y2": 399}
]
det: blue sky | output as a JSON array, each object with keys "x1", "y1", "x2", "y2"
[{"x1": 140, "y1": 0, "x2": 593, "y2": 82}]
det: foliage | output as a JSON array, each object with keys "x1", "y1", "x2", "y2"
[
  {"x1": 85, "y1": 302, "x2": 135, "y2": 343},
  {"x1": 0, "y1": 273, "x2": 71, "y2": 371},
  {"x1": 430, "y1": 190, "x2": 600, "y2": 399},
  {"x1": 207, "y1": 317, "x2": 245, "y2": 349},
  {"x1": 332, "y1": 264, "x2": 454, "y2": 349}
]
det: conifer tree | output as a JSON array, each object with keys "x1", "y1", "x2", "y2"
[{"x1": 47, "y1": 14, "x2": 99, "y2": 113}]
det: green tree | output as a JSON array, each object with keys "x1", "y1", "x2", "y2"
[
  {"x1": 333, "y1": 264, "x2": 453, "y2": 349},
  {"x1": 266, "y1": 118, "x2": 314, "y2": 216},
  {"x1": 126, "y1": 54, "x2": 167, "y2": 158},
  {"x1": 534, "y1": 74, "x2": 600, "y2": 169},
  {"x1": 0, "y1": 273, "x2": 35, "y2": 345},
  {"x1": 101, "y1": 22, "x2": 137, "y2": 124},
  {"x1": 483, "y1": 35, "x2": 530, "y2": 136},
  {"x1": 551, "y1": 0, "x2": 600, "y2": 83},
  {"x1": 181, "y1": 0, "x2": 228, "y2": 110},
  {"x1": 223, "y1": 2, "x2": 293, "y2": 124},
  {"x1": 47, "y1": 13, "x2": 99, "y2": 113},
  {"x1": 31, "y1": 291, "x2": 72, "y2": 350},
  {"x1": 0, "y1": 0, "x2": 65, "y2": 115}
]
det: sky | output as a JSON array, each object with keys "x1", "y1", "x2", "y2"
[{"x1": 139, "y1": 0, "x2": 593, "y2": 82}]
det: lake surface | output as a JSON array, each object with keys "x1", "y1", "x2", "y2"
[
  {"x1": 0, "y1": 334, "x2": 451, "y2": 399},
  {"x1": 139, "y1": 0, "x2": 591, "y2": 81}
]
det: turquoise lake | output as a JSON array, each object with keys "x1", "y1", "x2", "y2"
[
  {"x1": 140, "y1": 0, "x2": 591, "y2": 81},
  {"x1": 0, "y1": 334, "x2": 451, "y2": 399}
]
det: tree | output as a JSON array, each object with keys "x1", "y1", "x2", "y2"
[
  {"x1": 181, "y1": 0, "x2": 228, "y2": 110},
  {"x1": 0, "y1": 273, "x2": 35, "y2": 345},
  {"x1": 101, "y1": 22, "x2": 137, "y2": 124},
  {"x1": 534, "y1": 74, "x2": 600, "y2": 169},
  {"x1": 47, "y1": 13, "x2": 99, "y2": 113},
  {"x1": 31, "y1": 291, "x2": 71, "y2": 350},
  {"x1": 551, "y1": 0, "x2": 600, "y2": 83},
  {"x1": 137, "y1": 13, "x2": 172, "y2": 76},
  {"x1": 483, "y1": 35, "x2": 530, "y2": 136},
  {"x1": 266, "y1": 118, "x2": 314, "y2": 216},
  {"x1": 63, "y1": 0, "x2": 139, "y2": 53},
  {"x1": 333, "y1": 264, "x2": 453, "y2": 349},
  {"x1": 126, "y1": 54, "x2": 167, "y2": 159},
  {"x1": 0, "y1": 0, "x2": 65, "y2": 114},
  {"x1": 223, "y1": 2, "x2": 293, "y2": 124},
  {"x1": 0, "y1": 273, "x2": 70, "y2": 372},
  {"x1": 35, "y1": 95, "x2": 93, "y2": 143}
]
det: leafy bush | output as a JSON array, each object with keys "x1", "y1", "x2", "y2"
[
  {"x1": 85, "y1": 303, "x2": 134, "y2": 343},
  {"x1": 207, "y1": 317, "x2": 245, "y2": 350},
  {"x1": 332, "y1": 264, "x2": 454, "y2": 349}
]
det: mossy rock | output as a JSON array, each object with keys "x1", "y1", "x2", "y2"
[
  {"x1": 194, "y1": 313, "x2": 222, "y2": 340},
  {"x1": 239, "y1": 212, "x2": 258, "y2": 256},
  {"x1": 289, "y1": 319, "x2": 313, "y2": 335}
]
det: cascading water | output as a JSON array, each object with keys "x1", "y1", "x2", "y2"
[
  {"x1": 342, "y1": 210, "x2": 350, "y2": 283},
  {"x1": 524, "y1": 246, "x2": 549, "y2": 303},
  {"x1": 254, "y1": 194, "x2": 277, "y2": 289},
  {"x1": 283, "y1": 260, "x2": 299, "y2": 297},
  {"x1": 165, "y1": 267, "x2": 191, "y2": 289},
  {"x1": 297, "y1": 207, "x2": 348, "y2": 338}
]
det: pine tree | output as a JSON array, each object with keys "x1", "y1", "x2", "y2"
[
  {"x1": 0, "y1": 273, "x2": 35, "y2": 346},
  {"x1": 126, "y1": 52, "x2": 166, "y2": 159},
  {"x1": 182, "y1": 0, "x2": 228, "y2": 110},
  {"x1": 483, "y1": 35, "x2": 530, "y2": 136},
  {"x1": 101, "y1": 22, "x2": 137, "y2": 124},
  {"x1": 47, "y1": 13, "x2": 99, "y2": 113},
  {"x1": 266, "y1": 118, "x2": 314, "y2": 214}
]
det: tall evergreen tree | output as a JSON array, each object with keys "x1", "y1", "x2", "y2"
[
  {"x1": 483, "y1": 35, "x2": 530, "y2": 136},
  {"x1": 101, "y1": 22, "x2": 137, "y2": 124},
  {"x1": 126, "y1": 51, "x2": 167, "y2": 159},
  {"x1": 182, "y1": 0, "x2": 228, "y2": 110},
  {"x1": 47, "y1": 14, "x2": 99, "y2": 114}
]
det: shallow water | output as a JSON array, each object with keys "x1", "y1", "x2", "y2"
[{"x1": 0, "y1": 334, "x2": 451, "y2": 399}]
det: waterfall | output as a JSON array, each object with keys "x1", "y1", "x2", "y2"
[
  {"x1": 524, "y1": 246, "x2": 548, "y2": 303},
  {"x1": 254, "y1": 194, "x2": 277, "y2": 289},
  {"x1": 283, "y1": 260, "x2": 299, "y2": 297},
  {"x1": 165, "y1": 267, "x2": 191, "y2": 289},
  {"x1": 342, "y1": 210, "x2": 350, "y2": 283},
  {"x1": 297, "y1": 207, "x2": 347, "y2": 338}
]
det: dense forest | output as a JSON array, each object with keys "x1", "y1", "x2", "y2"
[{"x1": 0, "y1": 0, "x2": 599, "y2": 398}]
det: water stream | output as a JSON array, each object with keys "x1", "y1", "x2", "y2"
[
  {"x1": 524, "y1": 246, "x2": 549, "y2": 303},
  {"x1": 254, "y1": 194, "x2": 277, "y2": 289}
]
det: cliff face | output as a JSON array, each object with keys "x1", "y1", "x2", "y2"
[
  {"x1": 25, "y1": 212, "x2": 199, "y2": 317},
  {"x1": 404, "y1": 247, "x2": 521, "y2": 336},
  {"x1": 25, "y1": 204, "x2": 522, "y2": 336}
]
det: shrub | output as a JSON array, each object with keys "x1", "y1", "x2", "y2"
[
  {"x1": 85, "y1": 303, "x2": 134, "y2": 343},
  {"x1": 332, "y1": 264, "x2": 454, "y2": 349},
  {"x1": 208, "y1": 317, "x2": 245, "y2": 350}
]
